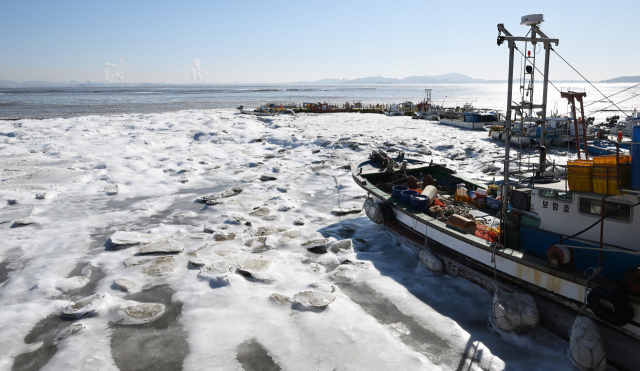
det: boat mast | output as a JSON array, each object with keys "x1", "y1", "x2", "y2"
[{"x1": 497, "y1": 15, "x2": 559, "y2": 243}]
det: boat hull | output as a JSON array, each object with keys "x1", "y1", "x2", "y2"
[
  {"x1": 381, "y1": 215, "x2": 640, "y2": 370},
  {"x1": 240, "y1": 110, "x2": 276, "y2": 116},
  {"x1": 351, "y1": 159, "x2": 640, "y2": 369},
  {"x1": 439, "y1": 118, "x2": 484, "y2": 130}
]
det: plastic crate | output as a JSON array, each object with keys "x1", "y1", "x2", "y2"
[
  {"x1": 593, "y1": 154, "x2": 631, "y2": 167},
  {"x1": 486, "y1": 197, "x2": 501, "y2": 210},
  {"x1": 593, "y1": 164, "x2": 632, "y2": 177},
  {"x1": 592, "y1": 179, "x2": 630, "y2": 195},
  {"x1": 567, "y1": 159, "x2": 594, "y2": 175},
  {"x1": 568, "y1": 174, "x2": 594, "y2": 192}
]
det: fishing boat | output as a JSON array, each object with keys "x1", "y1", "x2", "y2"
[
  {"x1": 383, "y1": 101, "x2": 414, "y2": 116},
  {"x1": 580, "y1": 140, "x2": 630, "y2": 156},
  {"x1": 237, "y1": 105, "x2": 276, "y2": 116},
  {"x1": 353, "y1": 15, "x2": 640, "y2": 370},
  {"x1": 307, "y1": 102, "x2": 351, "y2": 113},
  {"x1": 620, "y1": 109, "x2": 640, "y2": 137},
  {"x1": 490, "y1": 117, "x2": 555, "y2": 147},
  {"x1": 439, "y1": 104, "x2": 503, "y2": 130},
  {"x1": 414, "y1": 89, "x2": 439, "y2": 120}
]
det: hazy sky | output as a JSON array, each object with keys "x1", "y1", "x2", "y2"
[{"x1": 1, "y1": 0, "x2": 638, "y2": 84}]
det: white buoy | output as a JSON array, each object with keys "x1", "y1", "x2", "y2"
[
  {"x1": 363, "y1": 198, "x2": 383, "y2": 224},
  {"x1": 419, "y1": 250, "x2": 443, "y2": 275},
  {"x1": 569, "y1": 316, "x2": 607, "y2": 371},
  {"x1": 492, "y1": 292, "x2": 540, "y2": 334}
]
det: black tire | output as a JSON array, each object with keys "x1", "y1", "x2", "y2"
[
  {"x1": 379, "y1": 200, "x2": 395, "y2": 222},
  {"x1": 498, "y1": 133, "x2": 502, "y2": 140},
  {"x1": 587, "y1": 286, "x2": 635, "y2": 327}
]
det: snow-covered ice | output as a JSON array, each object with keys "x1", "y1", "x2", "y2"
[{"x1": 0, "y1": 109, "x2": 584, "y2": 370}]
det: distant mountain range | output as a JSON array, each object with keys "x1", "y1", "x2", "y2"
[
  {"x1": 600, "y1": 76, "x2": 640, "y2": 83},
  {"x1": 1, "y1": 74, "x2": 638, "y2": 87},
  {"x1": 290, "y1": 73, "x2": 502, "y2": 84}
]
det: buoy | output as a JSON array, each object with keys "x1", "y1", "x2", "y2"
[
  {"x1": 363, "y1": 198, "x2": 383, "y2": 224},
  {"x1": 419, "y1": 249, "x2": 443, "y2": 275},
  {"x1": 569, "y1": 316, "x2": 607, "y2": 371},
  {"x1": 546, "y1": 245, "x2": 571, "y2": 267},
  {"x1": 587, "y1": 286, "x2": 635, "y2": 327},
  {"x1": 492, "y1": 292, "x2": 540, "y2": 334}
]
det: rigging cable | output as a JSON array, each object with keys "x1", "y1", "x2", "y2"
[
  {"x1": 552, "y1": 48, "x2": 632, "y2": 118},
  {"x1": 553, "y1": 201, "x2": 640, "y2": 246},
  {"x1": 587, "y1": 93, "x2": 640, "y2": 117}
]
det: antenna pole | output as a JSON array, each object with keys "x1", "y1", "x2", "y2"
[
  {"x1": 500, "y1": 39, "x2": 516, "y2": 245},
  {"x1": 540, "y1": 33, "x2": 552, "y2": 173}
]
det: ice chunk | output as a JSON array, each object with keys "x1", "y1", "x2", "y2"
[
  {"x1": 110, "y1": 231, "x2": 153, "y2": 246},
  {"x1": 55, "y1": 276, "x2": 89, "y2": 293},
  {"x1": 62, "y1": 293, "x2": 108, "y2": 319},
  {"x1": 292, "y1": 291, "x2": 335, "y2": 308},
  {"x1": 114, "y1": 278, "x2": 138, "y2": 292},
  {"x1": 328, "y1": 239, "x2": 353, "y2": 253},
  {"x1": 140, "y1": 256, "x2": 177, "y2": 276},
  {"x1": 54, "y1": 323, "x2": 85, "y2": 344},
  {"x1": 139, "y1": 239, "x2": 184, "y2": 255},
  {"x1": 270, "y1": 293, "x2": 291, "y2": 305},
  {"x1": 249, "y1": 206, "x2": 272, "y2": 216},
  {"x1": 215, "y1": 233, "x2": 236, "y2": 242},
  {"x1": 330, "y1": 266, "x2": 358, "y2": 281},
  {"x1": 308, "y1": 263, "x2": 326, "y2": 274},
  {"x1": 122, "y1": 303, "x2": 165, "y2": 324}
]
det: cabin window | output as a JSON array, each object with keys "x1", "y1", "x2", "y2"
[
  {"x1": 540, "y1": 189, "x2": 556, "y2": 199},
  {"x1": 579, "y1": 198, "x2": 631, "y2": 221},
  {"x1": 556, "y1": 192, "x2": 573, "y2": 202},
  {"x1": 539, "y1": 189, "x2": 573, "y2": 202}
]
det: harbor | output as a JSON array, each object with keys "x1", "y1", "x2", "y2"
[{"x1": 3, "y1": 4, "x2": 640, "y2": 371}]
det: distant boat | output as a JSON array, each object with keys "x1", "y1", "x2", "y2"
[
  {"x1": 440, "y1": 104, "x2": 503, "y2": 130},
  {"x1": 307, "y1": 102, "x2": 350, "y2": 113},
  {"x1": 384, "y1": 101, "x2": 414, "y2": 116},
  {"x1": 237, "y1": 105, "x2": 276, "y2": 116}
]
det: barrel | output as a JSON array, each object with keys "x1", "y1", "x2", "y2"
[
  {"x1": 632, "y1": 126, "x2": 640, "y2": 189},
  {"x1": 446, "y1": 214, "x2": 477, "y2": 234},
  {"x1": 421, "y1": 185, "x2": 438, "y2": 206},
  {"x1": 400, "y1": 190, "x2": 418, "y2": 204},
  {"x1": 392, "y1": 185, "x2": 409, "y2": 199},
  {"x1": 410, "y1": 194, "x2": 430, "y2": 212}
]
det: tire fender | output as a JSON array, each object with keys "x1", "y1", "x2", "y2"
[{"x1": 587, "y1": 286, "x2": 635, "y2": 327}]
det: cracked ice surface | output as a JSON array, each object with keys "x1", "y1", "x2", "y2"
[{"x1": 0, "y1": 109, "x2": 579, "y2": 370}]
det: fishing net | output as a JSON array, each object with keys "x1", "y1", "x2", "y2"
[
  {"x1": 492, "y1": 292, "x2": 540, "y2": 335},
  {"x1": 569, "y1": 316, "x2": 607, "y2": 371},
  {"x1": 363, "y1": 198, "x2": 383, "y2": 224}
]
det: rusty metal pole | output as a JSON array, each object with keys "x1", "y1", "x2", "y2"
[
  {"x1": 578, "y1": 96, "x2": 589, "y2": 159},
  {"x1": 599, "y1": 197, "x2": 605, "y2": 270},
  {"x1": 616, "y1": 141, "x2": 620, "y2": 192},
  {"x1": 569, "y1": 97, "x2": 581, "y2": 159}
]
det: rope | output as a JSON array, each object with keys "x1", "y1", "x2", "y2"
[
  {"x1": 578, "y1": 267, "x2": 602, "y2": 316},
  {"x1": 552, "y1": 49, "x2": 632, "y2": 118},
  {"x1": 587, "y1": 93, "x2": 640, "y2": 117},
  {"x1": 553, "y1": 201, "x2": 640, "y2": 246},
  {"x1": 513, "y1": 47, "x2": 562, "y2": 94}
]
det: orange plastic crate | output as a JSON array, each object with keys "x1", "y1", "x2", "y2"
[
  {"x1": 567, "y1": 159, "x2": 593, "y2": 175},
  {"x1": 592, "y1": 179, "x2": 630, "y2": 195},
  {"x1": 593, "y1": 164, "x2": 631, "y2": 177},
  {"x1": 593, "y1": 155, "x2": 631, "y2": 167},
  {"x1": 568, "y1": 174, "x2": 594, "y2": 192}
]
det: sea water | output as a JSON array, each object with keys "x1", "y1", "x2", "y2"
[{"x1": 1, "y1": 83, "x2": 637, "y2": 120}]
